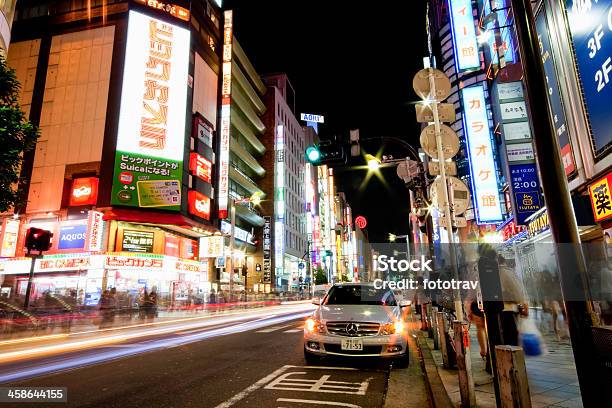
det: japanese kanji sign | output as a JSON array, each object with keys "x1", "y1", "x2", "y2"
[
  {"x1": 448, "y1": 0, "x2": 480, "y2": 71},
  {"x1": 461, "y1": 83, "x2": 503, "y2": 223},
  {"x1": 588, "y1": 173, "x2": 612, "y2": 222},
  {"x1": 111, "y1": 11, "x2": 190, "y2": 210}
]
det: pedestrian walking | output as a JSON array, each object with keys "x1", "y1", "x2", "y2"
[
  {"x1": 467, "y1": 299, "x2": 487, "y2": 359},
  {"x1": 498, "y1": 256, "x2": 529, "y2": 346}
]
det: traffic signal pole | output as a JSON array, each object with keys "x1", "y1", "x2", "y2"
[
  {"x1": 23, "y1": 250, "x2": 41, "y2": 309},
  {"x1": 510, "y1": 0, "x2": 599, "y2": 405}
]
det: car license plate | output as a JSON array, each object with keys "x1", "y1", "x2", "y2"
[{"x1": 341, "y1": 338, "x2": 363, "y2": 351}]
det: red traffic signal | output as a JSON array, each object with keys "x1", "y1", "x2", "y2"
[{"x1": 25, "y1": 227, "x2": 53, "y2": 252}]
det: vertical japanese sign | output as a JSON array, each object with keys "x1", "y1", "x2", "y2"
[
  {"x1": 448, "y1": 0, "x2": 480, "y2": 71},
  {"x1": 509, "y1": 163, "x2": 543, "y2": 224},
  {"x1": 483, "y1": 0, "x2": 515, "y2": 66},
  {"x1": 535, "y1": 9, "x2": 575, "y2": 176},
  {"x1": 218, "y1": 10, "x2": 233, "y2": 219},
  {"x1": 274, "y1": 126, "x2": 285, "y2": 279},
  {"x1": 588, "y1": 172, "x2": 612, "y2": 222},
  {"x1": 493, "y1": 81, "x2": 543, "y2": 224},
  {"x1": 112, "y1": 10, "x2": 190, "y2": 210},
  {"x1": 461, "y1": 84, "x2": 503, "y2": 223},
  {"x1": 566, "y1": 0, "x2": 612, "y2": 157},
  {"x1": 263, "y1": 216, "x2": 272, "y2": 283}
]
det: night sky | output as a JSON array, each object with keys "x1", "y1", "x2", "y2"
[{"x1": 225, "y1": 0, "x2": 429, "y2": 241}]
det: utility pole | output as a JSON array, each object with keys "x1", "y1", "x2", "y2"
[
  {"x1": 510, "y1": 0, "x2": 599, "y2": 406},
  {"x1": 427, "y1": 68, "x2": 464, "y2": 323}
]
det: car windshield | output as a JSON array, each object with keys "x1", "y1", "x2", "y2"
[{"x1": 323, "y1": 285, "x2": 396, "y2": 306}]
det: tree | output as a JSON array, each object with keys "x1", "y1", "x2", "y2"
[
  {"x1": 0, "y1": 56, "x2": 39, "y2": 212},
  {"x1": 314, "y1": 267, "x2": 328, "y2": 285}
]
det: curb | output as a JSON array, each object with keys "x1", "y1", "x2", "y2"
[{"x1": 416, "y1": 334, "x2": 454, "y2": 408}]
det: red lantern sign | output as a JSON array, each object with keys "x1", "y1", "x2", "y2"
[
  {"x1": 188, "y1": 191, "x2": 211, "y2": 220},
  {"x1": 355, "y1": 215, "x2": 367, "y2": 229},
  {"x1": 69, "y1": 177, "x2": 99, "y2": 206}
]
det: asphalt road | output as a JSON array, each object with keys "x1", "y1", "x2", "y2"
[{"x1": 0, "y1": 307, "x2": 400, "y2": 408}]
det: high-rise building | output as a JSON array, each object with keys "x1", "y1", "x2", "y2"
[{"x1": 260, "y1": 73, "x2": 308, "y2": 291}]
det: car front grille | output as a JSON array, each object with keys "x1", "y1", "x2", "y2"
[
  {"x1": 324, "y1": 344, "x2": 383, "y2": 355},
  {"x1": 326, "y1": 321, "x2": 380, "y2": 337}
]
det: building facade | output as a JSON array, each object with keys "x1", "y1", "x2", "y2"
[
  {"x1": 0, "y1": 1, "x2": 270, "y2": 307},
  {"x1": 260, "y1": 73, "x2": 308, "y2": 291}
]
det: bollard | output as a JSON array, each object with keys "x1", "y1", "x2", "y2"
[
  {"x1": 432, "y1": 306, "x2": 440, "y2": 350},
  {"x1": 437, "y1": 311, "x2": 450, "y2": 368},
  {"x1": 453, "y1": 320, "x2": 476, "y2": 407},
  {"x1": 495, "y1": 345, "x2": 532, "y2": 408},
  {"x1": 426, "y1": 303, "x2": 435, "y2": 338},
  {"x1": 421, "y1": 302, "x2": 430, "y2": 331}
]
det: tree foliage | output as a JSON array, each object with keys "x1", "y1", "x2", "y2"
[
  {"x1": 0, "y1": 56, "x2": 39, "y2": 212},
  {"x1": 314, "y1": 267, "x2": 328, "y2": 285}
]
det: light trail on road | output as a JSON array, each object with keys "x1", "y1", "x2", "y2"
[{"x1": 0, "y1": 307, "x2": 312, "y2": 383}]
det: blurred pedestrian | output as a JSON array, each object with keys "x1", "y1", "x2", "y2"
[
  {"x1": 467, "y1": 299, "x2": 487, "y2": 359},
  {"x1": 99, "y1": 289, "x2": 115, "y2": 329},
  {"x1": 498, "y1": 256, "x2": 529, "y2": 346},
  {"x1": 145, "y1": 286, "x2": 158, "y2": 321}
]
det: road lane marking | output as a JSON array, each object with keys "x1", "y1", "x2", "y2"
[
  {"x1": 277, "y1": 398, "x2": 361, "y2": 407},
  {"x1": 213, "y1": 365, "x2": 295, "y2": 408},
  {"x1": 256, "y1": 323, "x2": 296, "y2": 333},
  {"x1": 283, "y1": 329, "x2": 301, "y2": 333},
  {"x1": 264, "y1": 372, "x2": 372, "y2": 395}
]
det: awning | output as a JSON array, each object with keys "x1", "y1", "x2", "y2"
[{"x1": 102, "y1": 209, "x2": 219, "y2": 238}]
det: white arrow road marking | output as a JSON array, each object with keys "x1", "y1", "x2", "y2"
[
  {"x1": 213, "y1": 365, "x2": 294, "y2": 408},
  {"x1": 264, "y1": 372, "x2": 372, "y2": 395}
]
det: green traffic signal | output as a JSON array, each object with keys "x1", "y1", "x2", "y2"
[{"x1": 306, "y1": 146, "x2": 321, "y2": 163}]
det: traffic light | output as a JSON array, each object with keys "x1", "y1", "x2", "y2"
[
  {"x1": 25, "y1": 227, "x2": 53, "y2": 252},
  {"x1": 305, "y1": 141, "x2": 345, "y2": 165}
]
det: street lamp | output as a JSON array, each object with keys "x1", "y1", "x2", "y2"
[
  {"x1": 228, "y1": 192, "x2": 263, "y2": 300},
  {"x1": 388, "y1": 233, "x2": 411, "y2": 261},
  {"x1": 366, "y1": 155, "x2": 381, "y2": 171}
]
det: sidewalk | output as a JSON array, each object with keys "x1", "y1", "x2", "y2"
[{"x1": 416, "y1": 316, "x2": 583, "y2": 408}]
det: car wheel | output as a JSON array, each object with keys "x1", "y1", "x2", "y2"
[
  {"x1": 304, "y1": 346, "x2": 319, "y2": 365},
  {"x1": 394, "y1": 351, "x2": 409, "y2": 368}
]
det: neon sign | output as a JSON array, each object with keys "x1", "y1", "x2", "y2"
[
  {"x1": 448, "y1": 0, "x2": 480, "y2": 71},
  {"x1": 461, "y1": 83, "x2": 503, "y2": 223},
  {"x1": 218, "y1": 10, "x2": 233, "y2": 219}
]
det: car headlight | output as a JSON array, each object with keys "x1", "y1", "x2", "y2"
[
  {"x1": 381, "y1": 320, "x2": 405, "y2": 335},
  {"x1": 305, "y1": 318, "x2": 325, "y2": 333}
]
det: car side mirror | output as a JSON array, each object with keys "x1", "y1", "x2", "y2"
[
  {"x1": 311, "y1": 297, "x2": 321, "y2": 305},
  {"x1": 399, "y1": 300, "x2": 411, "y2": 308}
]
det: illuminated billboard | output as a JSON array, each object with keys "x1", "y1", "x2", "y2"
[
  {"x1": 189, "y1": 152, "x2": 212, "y2": 183},
  {"x1": 448, "y1": 0, "x2": 480, "y2": 71},
  {"x1": 274, "y1": 125, "x2": 285, "y2": 275},
  {"x1": 218, "y1": 10, "x2": 233, "y2": 219},
  {"x1": 461, "y1": 84, "x2": 503, "y2": 223},
  {"x1": 111, "y1": 10, "x2": 190, "y2": 211}
]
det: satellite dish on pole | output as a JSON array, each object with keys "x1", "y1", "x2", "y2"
[{"x1": 412, "y1": 68, "x2": 452, "y2": 101}]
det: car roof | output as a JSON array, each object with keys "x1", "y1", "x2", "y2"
[{"x1": 331, "y1": 282, "x2": 377, "y2": 287}]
